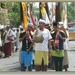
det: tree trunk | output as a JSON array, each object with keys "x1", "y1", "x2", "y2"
[{"x1": 55, "y1": 2, "x2": 61, "y2": 22}]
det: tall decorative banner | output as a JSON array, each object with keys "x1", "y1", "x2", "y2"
[
  {"x1": 45, "y1": 2, "x2": 50, "y2": 20},
  {"x1": 48, "y1": 2, "x2": 56, "y2": 29},
  {"x1": 39, "y1": 2, "x2": 50, "y2": 24},
  {"x1": 29, "y1": 3, "x2": 36, "y2": 26},
  {"x1": 61, "y1": 2, "x2": 67, "y2": 28},
  {"x1": 20, "y1": 2, "x2": 28, "y2": 29}
]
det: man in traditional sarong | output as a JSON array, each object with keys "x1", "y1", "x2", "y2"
[
  {"x1": 59, "y1": 22, "x2": 69, "y2": 71},
  {"x1": 4, "y1": 25, "x2": 14, "y2": 57},
  {"x1": 19, "y1": 23, "x2": 34, "y2": 71},
  {"x1": 34, "y1": 19, "x2": 52, "y2": 71}
]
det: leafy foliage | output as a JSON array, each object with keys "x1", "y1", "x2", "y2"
[
  {"x1": 67, "y1": 2, "x2": 75, "y2": 22},
  {"x1": 1, "y1": 3, "x2": 6, "y2": 9},
  {"x1": 5, "y1": 2, "x2": 20, "y2": 27},
  {"x1": 1, "y1": 2, "x2": 75, "y2": 27}
]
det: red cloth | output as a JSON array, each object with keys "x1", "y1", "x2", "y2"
[
  {"x1": 26, "y1": 29, "x2": 32, "y2": 42},
  {"x1": 4, "y1": 42, "x2": 12, "y2": 57},
  {"x1": 54, "y1": 29, "x2": 59, "y2": 47},
  {"x1": 30, "y1": 7, "x2": 36, "y2": 26}
]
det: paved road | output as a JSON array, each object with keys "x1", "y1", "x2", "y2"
[
  {"x1": 0, "y1": 51, "x2": 20, "y2": 71},
  {"x1": 0, "y1": 41, "x2": 75, "y2": 72}
]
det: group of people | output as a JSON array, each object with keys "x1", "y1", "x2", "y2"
[
  {"x1": 0, "y1": 25, "x2": 21, "y2": 58},
  {"x1": 19, "y1": 19, "x2": 69, "y2": 72},
  {"x1": 0, "y1": 18, "x2": 69, "y2": 72}
]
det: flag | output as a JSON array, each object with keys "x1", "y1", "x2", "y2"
[
  {"x1": 30, "y1": 3, "x2": 36, "y2": 26},
  {"x1": 39, "y1": 2, "x2": 50, "y2": 24},
  {"x1": 45, "y1": 2, "x2": 50, "y2": 20},
  {"x1": 27, "y1": 3, "x2": 36, "y2": 32},
  {"x1": 62, "y1": 2, "x2": 67, "y2": 29},
  {"x1": 45, "y1": 2, "x2": 52, "y2": 25},
  {"x1": 20, "y1": 2, "x2": 28, "y2": 29}
]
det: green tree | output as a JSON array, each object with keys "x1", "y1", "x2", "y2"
[
  {"x1": 6, "y1": 2, "x2": 13, "y2": 12},
  {"x1": 10, "y1": 2, "x2": 20, "y2": 27},
  {"x1": 67, "y1": 2, "x2": 75, "y2": 22},
  {"x1": 1, "y1": 3, "x2": 6, "y2": 9},
  {"x1": 5, "y1": 2, "x2": 20, "y2": 27}
]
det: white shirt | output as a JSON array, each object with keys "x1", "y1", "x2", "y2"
[
  {"x1": 12, "y1": 32, "x2": 16, "y2": 43},
  {"x1": 63, "y1": 30, "x2": 69, "y2": 50},
  {"x1": 34, "y1": 28, "x2": 52, "y2": 52},
  {"x1": 16, "y1": 32, "x2": 20, "y2": 41},
  {"x1": 4, "y1": 29, "x2": 14, "y2": 43}
]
